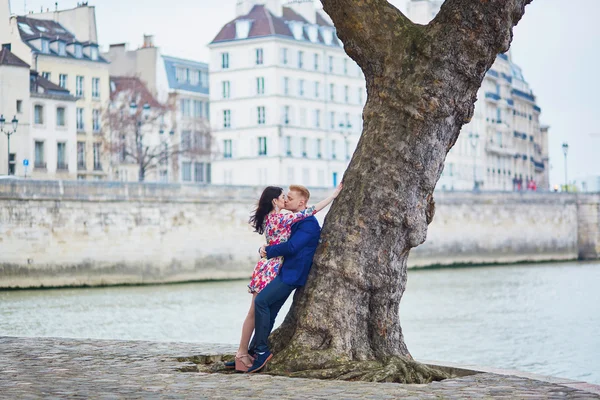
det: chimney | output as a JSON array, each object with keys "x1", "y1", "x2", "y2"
[
  {"x1": 284, "y1": 0, "x2": 315, "y2": 24},
  {"x1": 142, "y1": 34, "x2": 154, "y2": 48}
]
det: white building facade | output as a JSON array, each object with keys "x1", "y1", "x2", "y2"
[
  {"x1": 209, "y1": 1, "x2": 365, "y2": 188},
  {"x1": 407, "y1": 0, "x2": 549, "y2": 192},
  {"x1": 103, "y1": 36, "x2": 211, "y2": 183}
]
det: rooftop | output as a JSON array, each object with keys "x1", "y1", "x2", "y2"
[
  {"x1": 211, "y1": 4, "x2": 339, "y2": 46},
  {"x1": 0, "y1": 48, "x2": 30, "y2": 68}
]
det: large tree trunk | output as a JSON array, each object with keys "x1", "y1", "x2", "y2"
[{"x1": 268, "y1": 0, "x2": 533, "y2": 383}]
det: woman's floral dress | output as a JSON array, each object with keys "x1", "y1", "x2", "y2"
[{"x1": 248, "y1": 206, "x2": 316, "y2": 293}]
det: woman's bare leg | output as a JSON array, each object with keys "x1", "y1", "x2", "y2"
[{"x1": 237, "y1": 293, "x2": 257, "y2": 367}]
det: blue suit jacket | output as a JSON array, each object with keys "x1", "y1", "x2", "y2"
[{"x1": 265, "y1": 215, "x2": 321, "y2": 287}]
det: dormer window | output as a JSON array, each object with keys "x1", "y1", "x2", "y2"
[
  {"x1": 58, "y1": 41, "x2": 66, "y2": 56},
  {"x1": 288, "y1": 21, "x2": 304, "y2": 41},
  {"x1": 235, "y1": 19, "x2": 252, "y2": 39},
  {"x1": 307, "y1": 25, "x2": 318, "y2": 43},
  {"x1": 74, "y1": 44, "x2": 83, "y2": 58},
  {"x1": 90, "y1": 46, "x2": 98, "y2": 61},
  {"x1": 320, "y1": 26, "x2": 333, "y2": 45},
  {"x1": 41, "y1": 39, "x2": 50, "y2": 54}
]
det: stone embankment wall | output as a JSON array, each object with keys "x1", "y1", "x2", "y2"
[{"x1": 1, "y1": 180, "x2": 598, "y2": 288}]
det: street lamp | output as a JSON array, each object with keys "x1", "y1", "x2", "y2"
[
  {"x1": 468, "y1": 132, "x2": 479, "y2": 191},
  {"x1": 0, "y1": 115, "x2": 19, "y2": 175},
  {"x1": 562, "y1": 142, "x2": 569, "y2": 192}
]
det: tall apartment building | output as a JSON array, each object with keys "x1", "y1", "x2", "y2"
[
  {"x1": 407, "y1": 0, "x2": 550, "y2": 191},
  {"x1": 209, "y1": 0, "x2": 365, "y2": 187},
  {"x1": 103, "y1": 36, "x2": 211, "y2": 183},
  {"x1": 0, "y1": 2, "x2": 110, "y2": 180},
  {"x1": 0, "y1": 47, "x2": 77, "y2": 179}
]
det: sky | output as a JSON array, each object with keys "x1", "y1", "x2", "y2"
[{"x1": 11, "y1": 0, "x2": 600, "y2": 188}]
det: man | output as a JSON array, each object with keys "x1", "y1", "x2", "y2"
[{"x1": 246, "y1": 185, "x2": 321, "y2": 373}]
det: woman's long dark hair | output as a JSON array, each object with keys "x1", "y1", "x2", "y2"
[{"x1": 249, "y1": 186, "x2": 283, "y2": 234}]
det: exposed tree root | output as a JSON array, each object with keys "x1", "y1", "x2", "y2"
[
  {"x1": 180, "y1": 352, "x2": 449, "y2": 384},
  {"x1": 267, "y1": 356, "x2": 449, "y2": 384}
]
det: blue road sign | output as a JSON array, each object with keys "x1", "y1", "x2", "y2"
[{"x1": 23, "y1": 159, "x2": 29, "y2": 166}]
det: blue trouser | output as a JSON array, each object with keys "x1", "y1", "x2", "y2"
[{"x1": 251, "y1": 274, "x2": 296, "y2": 353}]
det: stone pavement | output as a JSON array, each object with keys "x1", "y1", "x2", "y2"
[{"x1": 1, "y1": 336, "x2": 598, "y2": 399}]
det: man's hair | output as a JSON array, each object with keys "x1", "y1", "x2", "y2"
[{"x1": 289, "y1": 185, "x2": 310, "y2": 202}]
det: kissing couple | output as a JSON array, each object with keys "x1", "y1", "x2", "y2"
[{"x1": 225, "y1": 183, "x2": 342, "y2": 373}]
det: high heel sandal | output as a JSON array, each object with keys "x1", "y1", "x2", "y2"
[{"x1": 234, "y1": 354, "x2": 254, "y2": 372}]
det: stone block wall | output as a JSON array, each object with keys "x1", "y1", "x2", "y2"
[{"x1": 0, "y1": 180, "x2": 598, "y2": 288}]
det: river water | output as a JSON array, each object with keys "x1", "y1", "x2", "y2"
[{"x1": 1, "y1": 261, "x2": 599, "y2": 384}]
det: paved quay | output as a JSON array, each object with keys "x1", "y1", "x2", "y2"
[{"x1": 1, "y1": 336, "x2": 599, "y2": 399}]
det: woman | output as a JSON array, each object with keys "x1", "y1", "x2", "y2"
[{"x1": 232, "y1": 184, "x2": 342, "y2": 371}]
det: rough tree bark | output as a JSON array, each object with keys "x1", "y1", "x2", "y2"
[{"x1": 267, "y1": 0, "x2": 533, "y2": 383}]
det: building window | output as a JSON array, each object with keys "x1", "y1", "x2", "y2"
[
  {"x1": 193, "y1": 100, "x2": 203, "y2": 118},
  {"x1": 223, "y1": 110, "x2": 231, "y2": 128},
  {"x1": 176, "y1": 67, "x2": 185, "y2": 82},
  {"x1": 344, "y1": 85, "x2": 349, "y2": 103},
  {"x1": 256, "y1": 48, "x2": 263, "y2": 65},
  {"x1": 34, "y1": 105, "x2": 44, "y2": 124},
  {"x1": 298, "y1": 79, "x2": 304, "y2": 96},
  {"x1": 316, "y1": 138, "x2": 322, "y2": 158},
  {"x1": 194, "y1": 162, "x2": 205, "y2": 182},
  {"x1": 283, "y1": 105, "x2": 290, "y2": 125},
  {"x1": 59, "y1": 74, "x2": 68, "y2": 89},
  {"x1": 285, "y1": 136, "x2": 292, "y2": 156},
  {"x1": 314, "y1": 81, "x2": 319, "y2": 98},
  {"x1": 256, "y1": 77, "x2": 265, "y2": 95},
  {"x1": 76, "y1": 108, "x2": 85, "y2": 131},
  {"x1": 298, "y1": 51, "x2": 304, "y2": 68},
  {"x1": 190, "y1": 69, "x2": 199, "y2": 85},
  {"x1": 258, "y1": 137, "x2": 267, "y2": 156},
  {"x1": 34, "y1": 141, "x2": 45, "y2": 168},
  {"x1": 314, "y1": 53, "x2": 319, "y2": 71},
  {"x1": 329, "y1": 83, "x2": 335, "y2": 101},
  {"x1": 281, "y1": 47, "x2": 288, "y2": 65},
  {"x1": 90, "y1": 47, "x2": 98, "y2": 61},
  {"x1": 58, "y1": 41, "x2": 66, "y2": 56},
  {"x1": 343, "y1": 59, "x2": 348, "y2": 74},
  {"x1": 314, "y1": 109, "x2": 321, "y2": 128},
  {"x1": 358, "y1": 87, "x2": 363, "y2": 104},
  {"x1": 57, "y1": 142, "x2": 67, "y2": 170},
  {"x1": 74, "y1": 44, "x2": 83, "y2": 58},
  {"x1": 77, "y1": 142, "x2": 85, "y2": 169},
  {"x1": 222, "y1": 81, "x2": 230, "y2": 99},
  {"x1": 56, "y1": 107, "x2": 66, "y2": 127},
  {"x1": 223, "y1": 139, "x2": 232, "y2": 158},
  {"x1": 180, "y1": 99, "x2": 191, "y2": 117},
  {"x1": 332, "y1": 140, "x2": 337, "y2": 159},
  {"x1": 283, "y1": 77, "x2": 289, "y2": 95},
  {"x1": 92, "y1": 109, "x2": 101, "y2": 132},
  {"x1": 302, "y1": 137, "x2": 307, "y2": 157},
  {"x1": 42, "y1": 71, "x2": 51, "y2": 80},
  {"x1": 76, "y1": 76, "x2": 84, "y2": 97},
  {"x1": 41, "y1": 39, "x2": 49, "y2": 54},
  {"x1": 345, "y1": 112, "x2": 351, "y2": 128},
  {"x1": 330, "y1": 111, "x2": 335, "y2": 130},
  {"x1": 16, "y1": 100, "x2": 22, "y2": 113},
  {"x1": 257, "y1": 106, "x2": 266, "y2": 125},
  {"x1": 93, "y1": 143, "x2": 102, "y2": 170},
  {"x1": 299, "y1": 108, "x2": 307, "y2": 126},
  {"x1": 303, "y1": 168, "x2": 310, "y2": 185},
  {"x1": 328, "y1": 55, "x2": 334, "y2": 73},
  {"x1": 181, "y1": 131, "x2": 191, "y2": 151},
  {"x1": 221, "y1": 52, "x2": 229, "y2": 69},
  {"x1": 182, "y1": 162, "x2": 192, "y2": 182},
  {"x1": 199, "y1": 70, "x2": 208, "y2": 87},
  {"x1": 92, "y1": 78, "x2": 100, "y2": 98}
]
